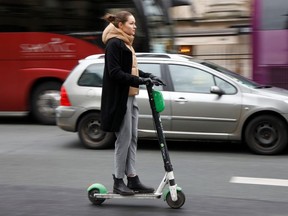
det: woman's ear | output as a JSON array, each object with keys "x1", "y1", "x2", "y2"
[{"x1": 118, "y1": 22, "x2": 123, "y2": 29}]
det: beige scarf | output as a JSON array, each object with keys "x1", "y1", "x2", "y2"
[{"x1": 102, "y1": 24, "x2": 139, "y2": 96}]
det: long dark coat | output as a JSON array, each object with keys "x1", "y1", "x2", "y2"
[{"x1": 100, "y1": 38, "x2": 150, "y2": 132}]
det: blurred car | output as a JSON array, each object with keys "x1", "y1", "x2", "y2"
[{"x1": 56, "y1": 53, "x2": 288, "y2": 155}]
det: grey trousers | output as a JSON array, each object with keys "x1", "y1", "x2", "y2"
[{"x1": 114, "y1": 96, "x2": 138, "y2": 179}]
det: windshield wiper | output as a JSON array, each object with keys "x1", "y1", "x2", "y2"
[{"x1": 255, "y1": 85, "x2": 272, "y2": 89}]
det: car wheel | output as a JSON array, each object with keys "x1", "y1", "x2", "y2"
[
  {"x1": 31, "y1": 81, "x2": 61, "y2": 125},
  {"x1": 78, "y1": 112, "x2": 115, "y2": 149},
  {"x1": 244, "y1": 115, "x2": 288, "y2": 155}
]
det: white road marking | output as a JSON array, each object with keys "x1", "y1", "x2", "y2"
[{"x1": 230, "y1": 176, "x2": 288, "y2": 187}]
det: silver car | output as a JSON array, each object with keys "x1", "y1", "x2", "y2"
[{"x1": 56, "y1": 53, "x2": 288, "y2": 155}]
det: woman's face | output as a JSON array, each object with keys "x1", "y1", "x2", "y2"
[{"x1": 119, "y1": 15, "x2": 136, "y2": 36}]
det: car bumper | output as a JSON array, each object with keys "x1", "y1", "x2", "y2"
[{"x1": 56, "y1": 106, "x2": 81, "y2": 132}]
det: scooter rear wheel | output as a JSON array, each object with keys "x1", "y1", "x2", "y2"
[
  {"x1": 88, "y1": 189, "x2": 106, "y2": 205},
  {"x1": 166, "y1": 191, "x2": 185, "y2": 209}
]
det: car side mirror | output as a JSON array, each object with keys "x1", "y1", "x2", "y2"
[{"x1": 210, "y1": 86, "x2": 225, "y2": 95}]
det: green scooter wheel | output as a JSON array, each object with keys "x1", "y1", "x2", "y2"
[{"x1": 87, "y1": 183, "x2": 107, "y2": 205}]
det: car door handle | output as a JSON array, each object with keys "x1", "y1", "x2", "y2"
[{"x1": 175, "y1": 97, "x2": 188, "y2": 103}]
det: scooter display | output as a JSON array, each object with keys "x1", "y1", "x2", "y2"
[{"x1": 87, "y1": 82, "x2": 185, "y2": 209}]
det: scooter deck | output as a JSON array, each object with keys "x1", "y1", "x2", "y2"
[{"x1": 94, "y1": 192, "x2": 162, "y2": 199}]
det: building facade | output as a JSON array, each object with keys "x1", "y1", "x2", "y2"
[{"x1": 168, "y1": 0, "x2": 252, "y2": 78}]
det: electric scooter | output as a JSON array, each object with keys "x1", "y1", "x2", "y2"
[{"x1": 87, "y1": 82, "x2": 186, "y2": 209}]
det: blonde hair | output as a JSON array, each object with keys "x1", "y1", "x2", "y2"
[{"x1": 102, "y1": 11, "x2": 133, "y2": 28}]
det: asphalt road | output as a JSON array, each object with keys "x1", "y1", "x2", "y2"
[{"x1": 1, "y1": 117, "x2": 288, "y2": 216}]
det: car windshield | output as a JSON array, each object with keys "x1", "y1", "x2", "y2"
[{"x1": 196, "y1": 60, "x2": 271, "y2": 89}]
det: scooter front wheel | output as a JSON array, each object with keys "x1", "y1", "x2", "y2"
[
  {"x1": 166, "y1": 191, "x2": 185, "y2": 209},
  {"x1": 88, "y1": 189, "x2": 106, "y2": 205}
]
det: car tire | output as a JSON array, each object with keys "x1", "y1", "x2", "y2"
[
  {"x1": 244, "y1": 115, "x2": 288, "y2": 155},
  {"x1": 78, "y1": 112, "x2": 115, "y2": 149},
  {"x1": 31, "y1": 81, "x2": 61, "y2": 125}
]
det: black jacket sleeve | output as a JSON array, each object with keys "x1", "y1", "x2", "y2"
[{"x1": 105, "y1": 38, "x2": 143, "y2": 87}]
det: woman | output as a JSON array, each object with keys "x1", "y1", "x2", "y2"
[{"x1": 101, "y1": 11, "x2": 163, "y2": 196}]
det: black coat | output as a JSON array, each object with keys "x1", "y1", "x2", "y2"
[{"x1": 100, "y1": 38, "x2": 150, "y2": 132}]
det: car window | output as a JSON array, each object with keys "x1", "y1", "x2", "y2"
[
  {"x1": 138, "y1": 63, "x2": 162, "y2": 91},
  {"x1": 169, "y1": 64, "x2": 214, "y2": 93},
  {"x1": 215, "y1": 77, "x2": 237, "y2": 94},
  {"x1": 78, "y1": 63, "x2": 104, "y2": 87},
  {"x1": 200, "y1": 61, "x2": 261, "y2": 88}
]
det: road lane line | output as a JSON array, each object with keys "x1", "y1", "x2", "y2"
[{"x1": 230, "y1": 176, "x2": 288, "y2": 187}]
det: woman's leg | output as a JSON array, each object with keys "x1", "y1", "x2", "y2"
[
  {"x1": 125, "y1": 97, "x2": 138, "y2": 176},
  {"x1": 114, "y1": 97, "x2": 135, "y2": 179}
]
